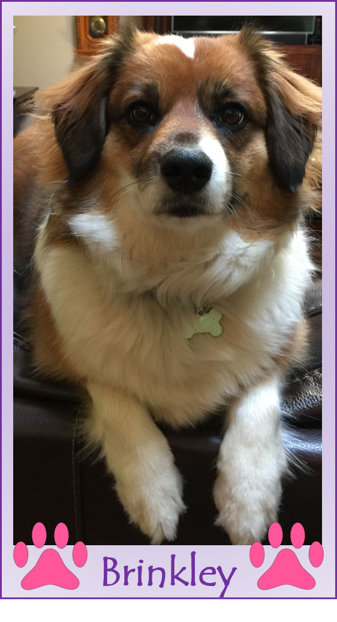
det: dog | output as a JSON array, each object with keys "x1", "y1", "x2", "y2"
[{"x1": 14, "y1": 26, "x2": 322, "y2": 545}]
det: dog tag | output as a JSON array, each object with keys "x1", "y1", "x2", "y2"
[{"x1": 185, "y1": 308, "x2": 223, "y2": 340}]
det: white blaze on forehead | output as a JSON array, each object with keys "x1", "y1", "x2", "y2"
[
  {"x1": 198, "y1": 135, "x2": 229, "y2": 185},
  {"x1": 156, "y1": 35, "x2": 195, "y2": 59}
]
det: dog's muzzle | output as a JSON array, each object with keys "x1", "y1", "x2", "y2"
[{"x1": 160, "y1": 148, "x2": 213, "y2": 194}]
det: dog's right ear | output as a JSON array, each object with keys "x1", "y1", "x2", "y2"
[
  {"x1": 52, "y1": 64, "x2": 109, "y2": 183},
  {"x1": 48, "y1": 31, "x2": 134, "y2": 183}
]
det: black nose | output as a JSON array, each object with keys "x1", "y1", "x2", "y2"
[{"x1": 160, "y1": 148, "x2": 213, "y2": 193}]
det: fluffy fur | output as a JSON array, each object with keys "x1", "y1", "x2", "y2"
[{"x1": 14, "y1": 27, "x2": 322, "y2": 545}]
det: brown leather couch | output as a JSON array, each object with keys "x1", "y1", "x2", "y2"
[{"x1": 14, "y1": 275, "x2": 322, "y2": 546}]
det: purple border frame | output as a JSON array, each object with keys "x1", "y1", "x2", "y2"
[{"x1": 0, "y1": 0, "x2": 337, "y2": 600}]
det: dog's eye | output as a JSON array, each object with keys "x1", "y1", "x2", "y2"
[
  {"x1": 213, "y1": 103, "x2": 248, "y2": 133},
  {"x1": 220, "y1": 107, "x2": 245, "y2": 126},
  {"x1": 128, "y1": 103, "x2": 156, "y2": 126}
]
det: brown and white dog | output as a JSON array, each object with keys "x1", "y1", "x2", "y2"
[{"x1": 14, "y1": 27, "x2": 321, "y2": 545}]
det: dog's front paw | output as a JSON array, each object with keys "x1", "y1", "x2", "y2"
[
  {"x1": 213, "y1": 379, "x2": 288, "y2": 545},
  {"x1": 115, "y1": 459, "x2": 186, "y2": 544},
  {"x1": 214, "y1": 470, "x2": 283, "y2": 545}
]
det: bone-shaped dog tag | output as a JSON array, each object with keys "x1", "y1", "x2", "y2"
[{"x1": 185, "y1": 308, "x2": 223, "y2": 340}]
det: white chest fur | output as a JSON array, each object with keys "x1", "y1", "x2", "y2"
[{"x1": 36, "y1": 222, "x2": 313, "y2": 426}]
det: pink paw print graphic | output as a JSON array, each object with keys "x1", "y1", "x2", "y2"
[
  {"x1": 250, "y1": 522, "x2": 323, "y2": 590},
  {"x1": 14, "y1": 522, "x2": 87, "y2": 590}
]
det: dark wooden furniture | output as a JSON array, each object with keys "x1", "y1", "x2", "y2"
[
  {"x1": 143, "y1": 16, "x2": 171, "y2": 34},
  {"x1": 280, "y1": 45, "x2": 321, "y2": 85}
]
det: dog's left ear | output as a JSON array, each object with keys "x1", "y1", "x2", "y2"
[{"x1": 265, "y1": 63, "x2": 322, "y2": 193}]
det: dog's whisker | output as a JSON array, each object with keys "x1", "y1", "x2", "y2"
[{"x1": 105, "y1": 177, "x2": 157, "y2": 207}]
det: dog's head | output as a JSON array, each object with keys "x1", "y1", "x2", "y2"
[{"x1": 44, "y1": 27, "x2": 321, "y2": 236}]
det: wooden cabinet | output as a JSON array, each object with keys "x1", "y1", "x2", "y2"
[
  {"x1": 143, "y1": 16, "x2": 171, "y2": 33},
  {"x1": 280, "y1": 45, "x2": 321, "y2": 85},
  {"x1": 76, "y1": 16, "x2": 119, "y2": 57}
]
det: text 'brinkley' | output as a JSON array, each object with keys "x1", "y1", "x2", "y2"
[{"x1": 103, "y1": 551, "x2": 237, "y2": 597}]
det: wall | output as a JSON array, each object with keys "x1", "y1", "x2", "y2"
[{"x1": 13, "y1": 15, "x2": 143, "y2": 90}]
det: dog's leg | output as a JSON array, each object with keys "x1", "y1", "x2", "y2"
[
  {"x1": 87, "y1": 383, "x2": 186, "y2": 544},
  {"x1": 213, "y1": 377, "x2": 287, "y2": 545}
]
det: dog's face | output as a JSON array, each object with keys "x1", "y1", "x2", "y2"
[
  {"x1": 107, "y1": 33, "x2": 268, "y2": 229},
  {"x1": 50, "y1": 28, "x2": 321, "y2": 237}
]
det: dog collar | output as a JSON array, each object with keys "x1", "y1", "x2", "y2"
[{"x1": 185, "y1": 308, "x2": 223, "y2": 340}]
